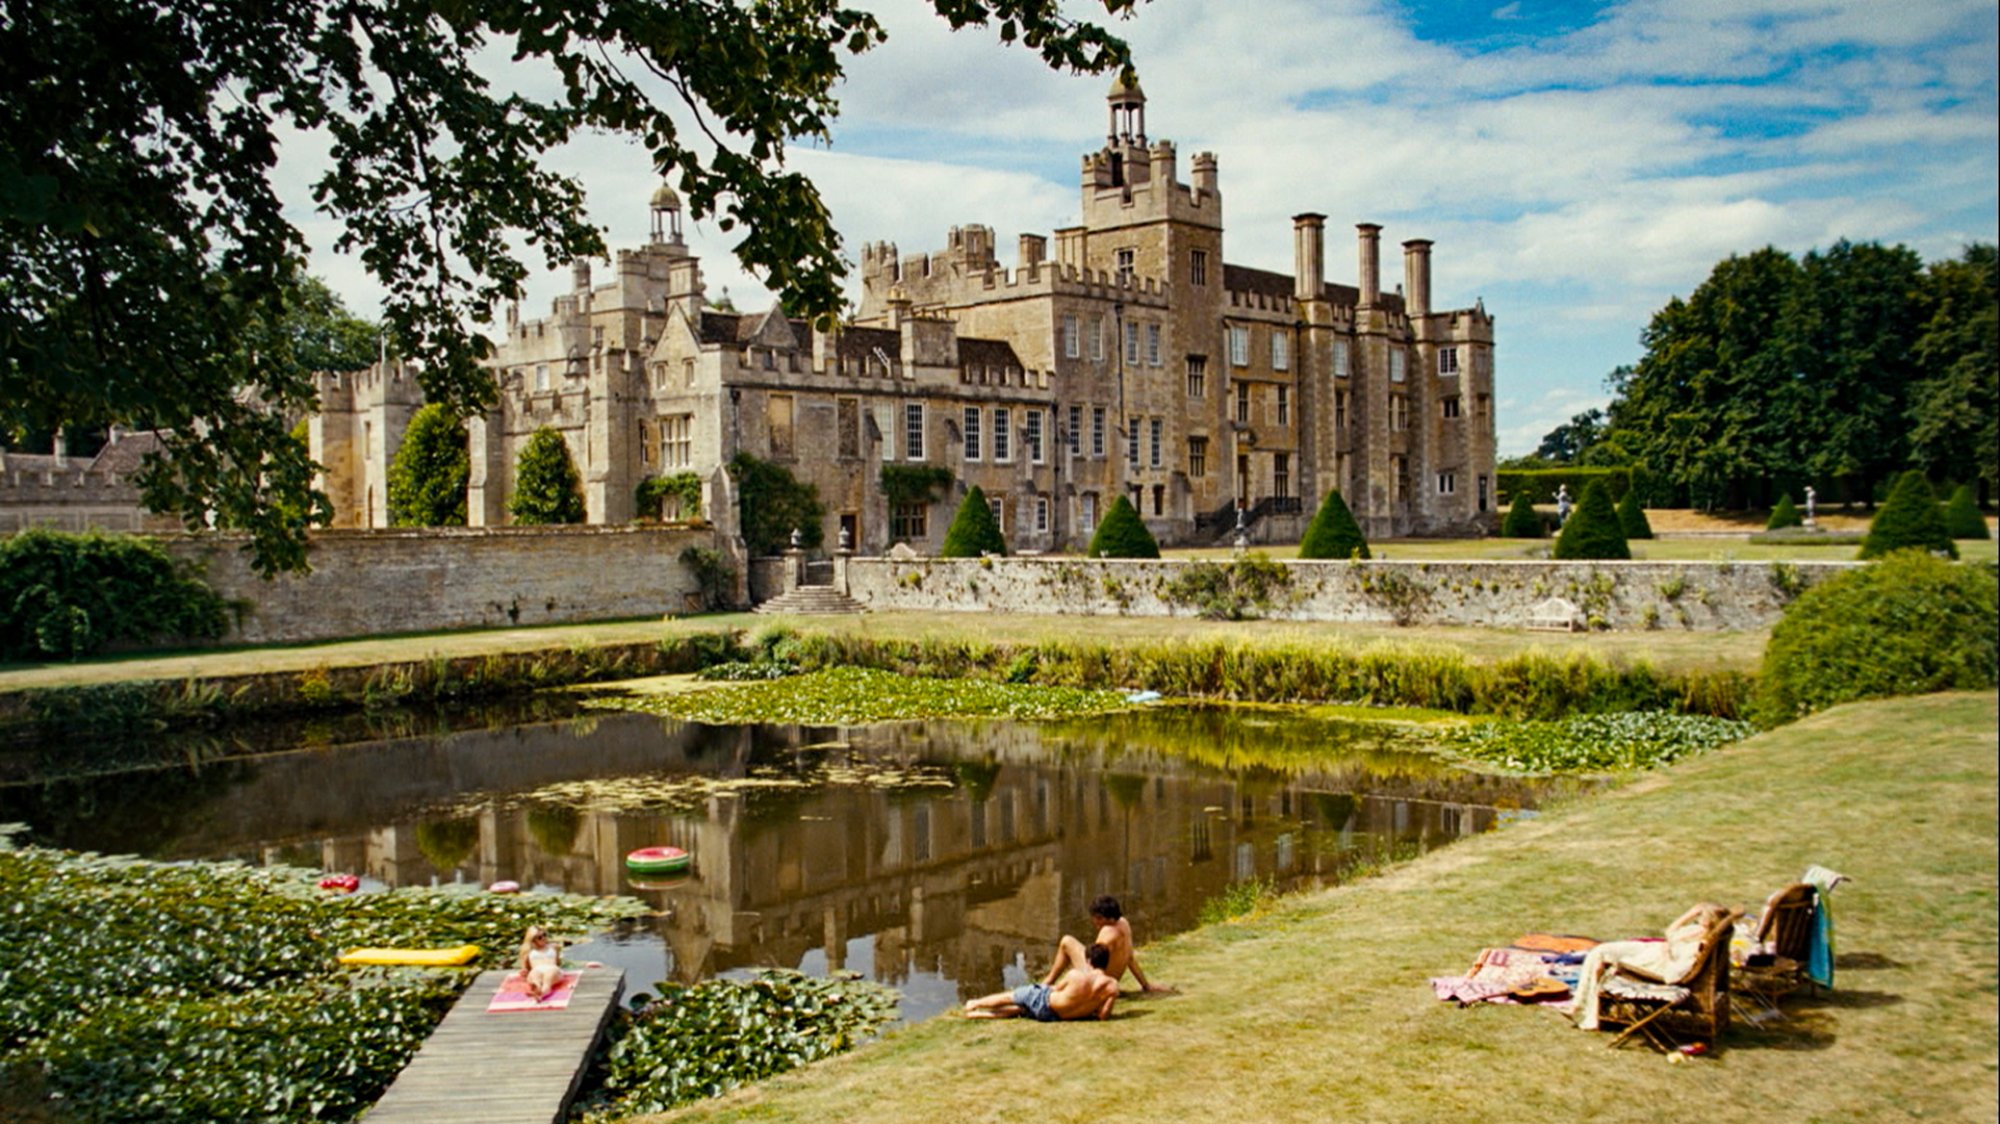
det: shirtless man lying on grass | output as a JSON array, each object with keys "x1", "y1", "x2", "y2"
[
  {"x1": 965, "y1": 943, "x2": 1119, "y2": 1021},
  {"x1": 1043, "y1": 895, "x2": 1175, "y2": 995}
]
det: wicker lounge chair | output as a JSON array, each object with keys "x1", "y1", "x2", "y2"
[
  {"x1": 1732, "y1": 882, "x2": 1818, "y2": 1020},
  {"x1": 1598, "y1": 910, "x2": 1741, "y2": 1052}
]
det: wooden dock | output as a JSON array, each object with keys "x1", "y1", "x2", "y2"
[{"x1": 366, "y1": 968, "x2": 625, "y2": 1124}]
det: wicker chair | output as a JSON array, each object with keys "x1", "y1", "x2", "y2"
[
  {"x1": 1599, "y1": 910, "x2": 1741, "y2": 1052},
  {"x1": 1733, "y1": 882, "x2": 1818, "y2": 1020}
]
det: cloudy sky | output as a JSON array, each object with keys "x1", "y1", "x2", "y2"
[{"x1": 290, "y1": 0, "x2": 1999, "y2": 455}]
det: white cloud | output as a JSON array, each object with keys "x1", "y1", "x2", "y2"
[{"x1": 283, "y1": 0, "x2": 1994, "y2": 443}]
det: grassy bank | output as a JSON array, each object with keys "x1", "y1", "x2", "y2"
[
  {"x1": 0, "y1": 616, "x2": 1761, "y2": 751},
  {"x1": 641, "y1": 691, "x2": 1999, "y2": 1123}
]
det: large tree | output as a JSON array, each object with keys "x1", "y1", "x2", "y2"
[
  {"x1": 387, "y1": 404, "x2": 469, "y2": 526},
  {"x1": 1906, "y1": 245, "x2": 1999, "y2": 495},
  {"x1": 1600, "y1": 240, "x2": 1993, "y2": 509},
  {"x1": 0, "y1": 0, "x2": 1140, "y2": 573}
]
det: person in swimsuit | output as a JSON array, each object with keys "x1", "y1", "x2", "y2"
[
  {"x1": 1041, "y1": 895, "x2": 1174, "y2": 994},
  {"x1": 964, "y1": 942, "x2": 1119, "y2": 1021},
  {"x1": 517, "y1": 925, "x2": 564, "y2": 1001}
]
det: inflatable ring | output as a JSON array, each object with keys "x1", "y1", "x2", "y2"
[
  {"x1": 487, "y1": 880, "x2": 521, "y2": 894},
  {"x1": 318, "y1": 873, "x2": 360, "y2": 893},
  {"x1": 625, "y1": 845, "x2": 691, "y2": 875}
]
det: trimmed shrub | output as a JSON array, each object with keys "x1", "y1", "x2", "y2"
[
  {"x1": 1616, "y1": 489, "x2": 1654, "y2": 540},
  {"x1": 1500, "y1": 491, "x2": 1543, "y2": 538},
  {"x1": 1753, "y1": 551, "x2": 1997, "y2": 726},
  {"x1": 1087, "y1": 495, "x2": 1159, "y2": 559},
  {"x1": 729, "y1": 453, "x2": 824, "y2": 556},
  {"x1": 1552, "y1": 478, "x2": 1630, "y2": 560},
  {"x1": 387, "y1": 403, "x2": 469, "y2": 526},
  {"x1": 1766, "y1": 494, "x2": 1802, "y2": 530},
  {"x1": 508, "y1": 426, "x2": 585, "y2": 525},
  {"x1": 1297, "y1": 490, "x2": 1371, "y2": 559},
  {"x1": 1943, "y1": 484, "x2": 1990, "y2": 540},
  {"x1": 0, "y1": 530, "x2": 229, "y2": 661},
  {"x1": 940, "y1": 486, "x2": 1007, "y2": 557},
  {"x1": 1860, "y1": 470, "x2": 1956, "y2": 559}
]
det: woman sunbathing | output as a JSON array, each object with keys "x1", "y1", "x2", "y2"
[
  {"x1": 517, "y1": 925, "x2": 564, "y2": 1001},
  {"x1": 1572, "y1": 902, "x2": 1732, "y2": 1030}
]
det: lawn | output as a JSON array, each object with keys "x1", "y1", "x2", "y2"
[{"x1": 638, "y1": 691, "x2": 1999, "y2": 1124}]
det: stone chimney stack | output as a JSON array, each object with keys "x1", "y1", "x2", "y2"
[
  {"x1": 1402, "y1": 239, "x2": 1433, "y2": 318},
  {"x1": 1018, "y1": 233, "x2": 1047, "y2": 269},
  {"x1": 572, "y1": 259, "x2": 592, "y2": 294},
  {"x1": 1293, "y1": 213, "x2": 1326, "y2": 302},
  {"x1": 886, "y1": 285, "x2": 911, "y2": 330},
  {"x1": 1357, "y1": 223, "x2": 1382, "y2": 307}
]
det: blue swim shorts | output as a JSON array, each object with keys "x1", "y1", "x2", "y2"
[{"x1": 1012, "y1": 983, "x2": 1061, "y2": 1022}]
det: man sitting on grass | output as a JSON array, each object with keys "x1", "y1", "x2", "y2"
[
  {"x1": 1042, "y1": 894, "x2": 1175, "y2": 995},
  {"x1": 965, "y1": 942, "x2": 1119, "y2": 1021}
]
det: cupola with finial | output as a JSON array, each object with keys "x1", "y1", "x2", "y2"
[
  {"x1": 1107, "y1": 71, "x2": 1146, "y2": 146},
  {"x1": 650, "y1": 181, "x2": 683, "y2": 246}
]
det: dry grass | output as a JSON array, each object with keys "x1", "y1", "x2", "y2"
[{"x1": 639, "y1": 691, "x2": 1999, "y2": 1124}]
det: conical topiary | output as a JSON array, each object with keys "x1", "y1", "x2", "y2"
[
  {"x1": 1297, "y1": 489, "x2": 1371, "y2": 559},
  {"x1": 1766, "y1": 494, "x2": 1803, "y2": 530},
  {"x1": 1552, "y1": 478, "x2": 1630, "y2": 560},
  {"x1": 508, "y1": 426, "x2": 585, "y2": 524},
  {"x1": 1500, "y1": 490, "x2": 1542, "y2": 538},
  {"x1": 1087, "y1": 494, "x2": 1159, "y2": 558},
  {"x1": 1861, "y1": 471, "x2": 1956, "y2": 559},
  {"x1": 1616, "y1": 488, "x2": 1653, "y2": 540},
  {"x1": 940, "y1": 485, "x2": 1007, "y2": 557},
  {"x1": 1943, "y1": 484, "x2": 1991, "y2": 541}
]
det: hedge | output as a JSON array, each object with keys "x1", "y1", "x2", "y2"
[{"x1": 1497, "y1": 467, "x2": 1636, "y2": 505}]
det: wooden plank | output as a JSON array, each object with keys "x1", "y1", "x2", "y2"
[{"x1": 366, "y1": 968, "x2": 625, "y2": 1124}]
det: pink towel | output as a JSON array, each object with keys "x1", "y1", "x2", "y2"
[{"x1": 487, "y1": 971, "x2": 581, "y2": 1012}]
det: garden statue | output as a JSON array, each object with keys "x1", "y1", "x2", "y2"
[
  {"x1": 1233, "y1": 505, "x2": 1249, "y2": 555},
  {"x1": 1555, "y1": 484, "x2": 1573, "y2": 527},
  {"x1": 1804, "y1": 486, "x2": 1817, "y2": 527}
]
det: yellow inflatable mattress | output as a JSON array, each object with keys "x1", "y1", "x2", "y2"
[{"x1": 338, "y1": 944, "x2": 482, "y2": 967}]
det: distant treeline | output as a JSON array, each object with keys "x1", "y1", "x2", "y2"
[{"x1": 1523, "y1": 241, "x2": 1996, "y2": 509}]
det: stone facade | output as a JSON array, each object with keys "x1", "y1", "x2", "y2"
[
  {"x1": 316, "y1": 78, "x2": 1497, "y2": 551},
  {"x1": 0, "y1": 430, "x2": 181, "y2": 534},
  {"x1": 159, "y1": 525, "x2": 717, "y2": 645}
]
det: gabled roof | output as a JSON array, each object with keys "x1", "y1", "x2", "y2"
[{"x1": 698, "y1": 309, "x2": 810, "y2": 348}]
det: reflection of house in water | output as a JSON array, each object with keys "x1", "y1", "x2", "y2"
[{"x1": 10, "y1": 710, "x2": 1549, "y2": 1006}]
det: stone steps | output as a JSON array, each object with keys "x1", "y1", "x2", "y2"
[{"x1": 754, "y1": 584, "x2": 867, "y2": 615}]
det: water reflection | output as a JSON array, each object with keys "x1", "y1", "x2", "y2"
[{"x1": 0, "y1": 706, "x2": 1575, "y2": 1022}]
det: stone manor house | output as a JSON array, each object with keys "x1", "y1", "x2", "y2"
[{"x1": 312, "y1": 77, "x2": 1497, "y2": 552}]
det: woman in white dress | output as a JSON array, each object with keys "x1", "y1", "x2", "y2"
[{"x1": 1572, "y1": 902, "x2": 1731, "y2": 1030}]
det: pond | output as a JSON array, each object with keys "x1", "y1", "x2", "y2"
[{"x1": 0, "y1": 700, "x2": 1579, "y2": 1023}]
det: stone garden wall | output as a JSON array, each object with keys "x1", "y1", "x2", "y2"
[
  {"x1": 840, "y1": 556, "x2": 1855, "y2": 631},
  {"x1": 163, "y1": 525, "x2": 719, "y2": 645}
]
